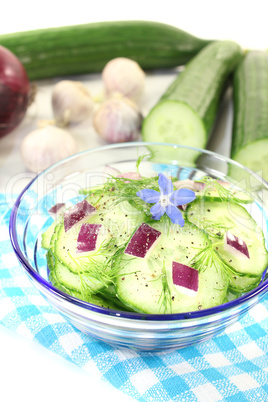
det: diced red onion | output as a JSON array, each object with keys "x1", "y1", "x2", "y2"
[
  {"x1": 76, "y1": 223, "x2": 102, "y2": 253},
  {"x1": 224, "y1": 231, "x2": 250, "y2": 259},
  {"x1": 49, "y1": 203, "x2": 65, "y2": 215},
  {"x1": 125, "y1": 223, "x2": 161, "y2": 258},
  {"x1": 64, "y1": 199, "x2": 96, "y2": 232},
  {"x1": 172, "y1": 261, "x2": 199, "y2": 297}
]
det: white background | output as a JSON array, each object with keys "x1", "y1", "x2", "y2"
[{"x1": 1, "y1": 1, "x2": 267, "y2": 401}]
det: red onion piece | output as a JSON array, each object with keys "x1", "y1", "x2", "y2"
[
  {"x1": 224, "y1": 231, "x2": 250, "y2": 259},
  {"x1": 0, "y1": 45, "x2": 30, "y2": 137},
  {"x1": 49, "y1": 203, "x2": 65, "y2": 215},
  {"x1": 76, "y1": 223, "x2": 102, "y2": 253},
  {"x1": 172, "y1": 261, "x2": 199, "y2": 296},
  {"x1": 125, "y1": 223, "x2": 161, "y2": 258},
  {"x1": 64, "y1": 199, "x2": 96, "y2": 232}
]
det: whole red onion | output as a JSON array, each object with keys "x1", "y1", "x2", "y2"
[{"x1": 0, "y1": 45, "x2": 30, "y2": 137}]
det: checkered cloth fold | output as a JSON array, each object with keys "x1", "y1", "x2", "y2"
[{"x1": 1, "y1": 193, "x2": 268, "y2": 402}]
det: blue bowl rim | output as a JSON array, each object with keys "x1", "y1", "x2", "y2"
[{"x1": 9, "y1": 141, "x2": 268, "y2": 321}]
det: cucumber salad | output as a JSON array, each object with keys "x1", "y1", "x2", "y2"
[{"x1": 41, "y1": 168, "x2": 268, "y2": 314}]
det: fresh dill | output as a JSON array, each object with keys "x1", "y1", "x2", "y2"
[
  {"x1": 195, "y1": 176, "x2": 251, "y2": 204},
  {"x1": 158, "y1": 261, "x2": 172, "y2": 313},
  {"x1": 188, "y1": 242, "x2": 234, "y2": 286},
  {"x1": 136, "y1": 153, "x2": 151, "y2": 173}
]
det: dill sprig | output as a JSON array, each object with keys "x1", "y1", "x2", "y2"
[
  {"x1": 189, "y1": 242, "x2": 234, "y2": 286},
  {"x1": 196, "y1": 219, "x2": 231, "y2": 238},
  {"x1": 136, "y1": 153, "x2": 151, "y2": 173},
  {"x1": 195, "y1": 176, "x2": 250, "y2": 204},
  {"x1": 158, "y1": 261, "x2": 172, "y2": 313}
]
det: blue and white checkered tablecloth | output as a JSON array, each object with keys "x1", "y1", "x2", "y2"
[{"x1": 1, "y1": 193, "x2": 268, "y2": 402}]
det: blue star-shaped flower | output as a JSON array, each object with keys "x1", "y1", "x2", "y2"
[{"x1": 136, "y1": 173, "x2": 196, "y2": 227}]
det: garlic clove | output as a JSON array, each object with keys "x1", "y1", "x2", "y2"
[
  {"x1": 102, "y1": 57, "x2": 145, "y2": 100},
  {"x1": 20, "y1": 125, "x2": 78, "y2": 173},
  {"x1": 52, "y1": 80, "x2": 95, "y2": 126},
  {"x1": 93, "y1": 96, "x2": 143, "y2": 144}
]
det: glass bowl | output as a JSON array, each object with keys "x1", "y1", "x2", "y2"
[{"x1": 9, "y1": 142, "x2": 268, "y2": 351}]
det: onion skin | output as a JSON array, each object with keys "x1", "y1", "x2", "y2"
[{"x1": 0, "y1": 45, "x2": 30, "y2": 137}]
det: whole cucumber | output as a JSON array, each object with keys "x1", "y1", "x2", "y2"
[{"x1": 0, "y1": 21, "x2": 212, "y2": 80}]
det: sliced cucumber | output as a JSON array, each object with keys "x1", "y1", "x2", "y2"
[
  {"x1": 43, "y1": 175, "x2": 267, "y2": 313},
  {"x1": 142, "y1": 41, "x2": 242, "y2": 162},
  {"x1": 194, "y1": 184, "x2": 253, "y2": 204},
  {"x1": 54, "y1": 259, "x2": 109, "y2": 295},
  {"x1": 53, "y1": 196, "x2": 145, "y2": 273},
  {"x1": 41, "y1": 216, "x2": 62, "y2": 250},
  {"x1": 50, "y1": 262, "x2": 128, "y2": 309},
  {"x1": 187, "y1": 199, "x2": 268, "y2": 287},
  {"x1": 116, "y1": 221, "x2": 229, "y2": 314},
  {"x1": 228, "y1": 273, "x2": 262, "y2": 294}
]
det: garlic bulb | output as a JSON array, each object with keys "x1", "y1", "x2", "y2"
[
  {"x1": 102, "y1": 57, "x2": 145, "y2": 99},
  {"x1": 93, "y1": 95, "x2": 143, "y2": 143},
  {"x1": 20, "y1": 125, "x2": 77, "y2": 173},
  {"x1": 52, "y1": 80, "x2": 94, "y2": 126}
]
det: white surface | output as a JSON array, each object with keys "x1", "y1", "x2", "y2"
[{"x1": 0, "y1": 2, "x2": 266, "y2": 402}]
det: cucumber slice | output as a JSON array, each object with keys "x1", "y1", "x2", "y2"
[
  {"x1": 195, "y1": 184, "x2": 253, "y2": 204},
  {"x1": 53, "y1": 197, "x2": 145, "y2": 273},
  {"x1": 228, "y1": 273, "x2": 262, "y2": 294},
  {"x1": 187, "y1": 199, "x2": 268, "y2": 285},
  {"x1": 54, "y1": 259, "x2": 105, "y2": 294},
  {"x1": 41, "y1": 216, "x2": 62, "y2": 250},
  {"x1": 116, "y1": 221, "x2": 229, "y2": 314},
  {"x1": 50, "y1": 262, "x2": 128, "y2": 309}
]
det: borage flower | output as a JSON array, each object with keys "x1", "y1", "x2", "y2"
[{"x1": 136, "y1": 173, "x2": 196, "y2": 227}]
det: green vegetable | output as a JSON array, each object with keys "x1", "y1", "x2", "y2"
[
  {"x1": 187, "y1": 198, "x2": 268, "y2": 292},
  {"x1": 230, "y1": 51, "x2": 268, "y2": 181},
  {"x1": 142, "y1": 41, "x2": 243, "y2": 163},
  {"x1": 0, "y1": 21, "x2": 212, "y2": 80},
  {"x1": 42, "y1": 173, "x2": 268, "y2": 313}
]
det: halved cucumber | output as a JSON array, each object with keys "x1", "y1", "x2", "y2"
[
  {"x1": 230, "y1": 51, "x2": 268, "y2": 181},
  {"x1": 142, "y1": 41, "x2": 242, "y2": 162}
]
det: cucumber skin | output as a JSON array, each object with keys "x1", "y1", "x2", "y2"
[
  {"x1": 231, "y1": 51, "x2": 268, "y2": 158},
  {"x1": 158, "y1": 41, "x2": 243, "y2": 136},
  {"x1": 0, "y1": 21, "x2": 212, "y2": 80}
]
